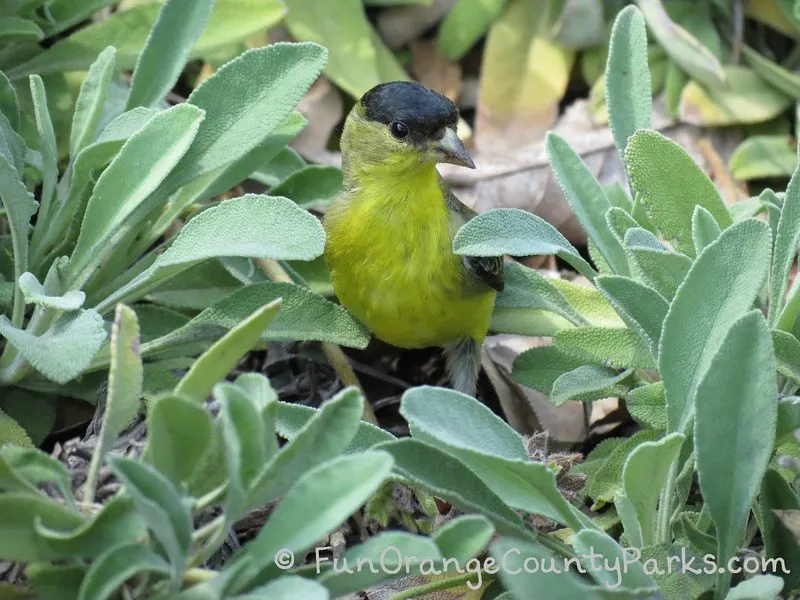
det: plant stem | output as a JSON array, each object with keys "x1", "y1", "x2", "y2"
[
  {"x1": 194, "y1": 483, "x2": 227, "y2": 513},
  {"x1": 192, "y1": 515, "x2": 225, "y2": 544},
  {"x1": 387, "y1": 572, "x2": 495, "y2": 600},
  {"x1": 714, "y1": 569, "x2": 732, "y2": 600},
  {"x1": 657, "y1": 460, "x2": 679, "y2": 543},
  {"x1": 255, "y1": 258, "x2": 377, "y2": 425},
  {"x1": 776, "y1": 274, "x2": 800, "y2": 331},
  {"x1": 182, "y1": 568, "x2": 217, "y2": 586}
]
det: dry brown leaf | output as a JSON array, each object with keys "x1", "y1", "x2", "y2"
[{"x1": 410, "y1": 39, "x2": 462, "y2": 102}]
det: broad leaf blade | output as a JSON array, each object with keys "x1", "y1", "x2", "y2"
[
  {"x1": 174, "y1": 300, "x2": 281, "y2": 403},
  {"x1": 659, "y1": 218, "x2": 771, "y2": 432},
  {"x1": 126, "y1": 0, "x2": 214, "y2": 110},
  {"x1": 161, "y1": 42, "x2": 327, "y2": 193},
  {"x1": 696, "y1": 311, "x2": 777, "y2": 589},
  {"x1": 626, "y1": 129, "x2": 731, "y2": 257},
  {"x1": 70, "y1": 46, "x2": 116, "y2": 158},
  {"x1": 453, "y1": 208, "x2": 596, "y2": 281},
  {"x1": 605, "y1": 5, "x2": 651, "y2": 162},
  {"x1": 546, "y1": 132, "x2": 628, "y2": 275}
]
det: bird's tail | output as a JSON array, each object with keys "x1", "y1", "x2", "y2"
[{"x1": 442, "y1": 337, "x2": 481, "y2": 397}]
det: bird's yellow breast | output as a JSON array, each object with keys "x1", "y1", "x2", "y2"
[{"x1": 323, "y1": 164, "x2": 495, "y2": 349}]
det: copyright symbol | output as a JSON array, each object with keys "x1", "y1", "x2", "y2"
[{"x1": 274, "y1": 548, "x2": 295, "y2": 570}]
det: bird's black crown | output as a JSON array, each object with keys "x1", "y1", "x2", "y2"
[{"x1": 361, "y1": 81, "x2": 458, "y2": 141}]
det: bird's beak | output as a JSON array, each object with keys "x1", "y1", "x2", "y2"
[{"x1": 433, "y1": 127, "x2": 475, "y2": 169}]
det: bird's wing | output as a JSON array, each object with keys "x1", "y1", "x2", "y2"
[{"x1": 445, "y1": 189, "x2": 505, "y2": 293}]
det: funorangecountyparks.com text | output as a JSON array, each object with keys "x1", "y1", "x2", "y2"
[{"x1": 272, "y1": 545, "x2": 790, "y2": 590}]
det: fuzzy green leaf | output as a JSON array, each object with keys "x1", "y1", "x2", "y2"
[
  {"x1": 107, "y1": 458, "x2": 192, "y2": 588},
  {"x1": 126, "y1": 0, "x2": 214, "y2": 110},
  {"x1": 453, "y1": 208, "x2": 596, "y2": 281},
  {"x1": 626, "y1": 382, "x2": 666, "y2": 430},
  {"x1": 243, "y1": 577, "x2": 330, "y2": 600},
  {"x1": 216, "y1": 383, "x2": 264, "y2": 521},
  {"x1": 773, "y1": 330, "x2": 800, "y2": 384},
  {"x1": 143, "y1": 395, "x2": 213, "y2": 486},
  {"x1": 696, "y1": 311, "x2": 777, "y2": 594},
  {"x1": 494, "y1": 261, "x2": 586, "y2": 327},
  {"x1": 0, "y1": 154, "x2": 37, "y2": 325},
  {"x1": 572, "y1": 529, "x2": 657, "y2": 590},
  {"x1": 29, "y1": 75, "x2": 57, "y2": 221},
  {"x1": 68, "y1": 104, "x2": 204, "y2": 288},
  {"x1": 240, "y1": 452, "x2": 394, "y2": 586},
  {"x1": 376, "y1": 438, "x2": 527, "y2": 536},
  {"x1": 551, "y1": 365, "x2": 632, "y2": 405},
  {"x1": 586, "y1": 428, "x2": 661, "y2": 502},
  {"x1": 0, "y1": 494, "x2": 83, "y2": 562},
  {"x1": 595, "y1": 275, "x2": 668, "y2": 358},
  {"x1": 0, "y1": 309, "x2": 106, "y2": 384},
  {"x1": 155, "y1": 196, "x2": 324, "y2": 269},
  {"x1": 0, "y1": 72, "x2": 19, "y2": 130},
  {"x1": 0, "y1": 446, "x2": 70, "y2": 498},
  {"x1": 491, "y1": 537, "x2": 619, "y2": 599},
  {"x1": 627, "y1": 246, "x2": 691, "y2": 300},
  {"x1": 247, "y1": 387, "x2": 363, "y2": 511},
  {"x1": 0, "y1": 409, "x2": 32, "y2": 448},
  {"x1": 512, "y1": 345, "x2": 586, "y2": 395},
  {"x1": 0, "y1": 17, "x2": 42, "y2": 43},
  {"x1": 101, "y1": 304, "x2": 142, "y2": 441},
  {"x1": 269, "y1": 165, "x2": 342, "y2": 209},
  {"x1": 7, "y1": 0, "x2": 288, "y2": 79},
  {"x1": 605, "y1": 5, "x2": 651, "y2": 161},
  {"x1": 554, "y1": 326, "x2": 655, "y2": 369},
  {"x1": 626, "y1": 129, "x2": 731, "y2": 257},
  {"x1": 622, "y1": 432, "x2": 684, "y2": 546},
  {"x1": 318, "y1": 532, "x2": 442, "y2": 597},
  {"x1": 98, "y1": 196, "x2": 326, "y2": 313},
  {"x1": 275, "y1": 402, "x2": 394, "y2": 455},
  {"x1": 141, "y1": 281, "x2": 369, "y2": 356},
  {"x1": 174, "y1": 300, "x2": 280, "y2": 403},
  {"x1": 18, "y1": 272, "x2": 84, "y2": 311},
  {"x1": 691, "y1": 205, "x2": 722, "y2": 255},
  {"x1": 606, "y1": 206, "x2": 640, "y2": 247},
  {"x1": 771, "y1": 147, "x2": 800, "y2": 326},
  {"x1": 433, "y1": 514, "x2": 494, "y2": 563},
  {"x1": 35, "y1": 495, "x2": 146, "y2": 560},
  {"x1": 160, "y1": 42, "x2": 327, "y2": 193},
  {"x1": 660, "y1": 219, "x2": 771, "y2": 432},
  {"x1": 401, "y1": 386, "x2": 590, "y2": 530},
  {"x1": 70, "y1": 46, "x2": 116, "y2": 159},
  {"x1": 546, "y1": 132, "x2": 629, "y2": 275},
  {"x1": 77, "y1": 542, "x2": 171, "y2": 600}
]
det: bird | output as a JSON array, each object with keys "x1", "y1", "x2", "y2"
[{"x1": 323, "y1": 81, "x2": 504, "y2": 397}]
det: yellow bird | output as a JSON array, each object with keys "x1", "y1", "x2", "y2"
[{"x1": 323, "y1": 82, "x2": 504, "y2": 397}]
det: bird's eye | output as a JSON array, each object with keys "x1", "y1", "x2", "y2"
[{"x1": 390, "y1": 121, "x2": 409, "y2": 139}]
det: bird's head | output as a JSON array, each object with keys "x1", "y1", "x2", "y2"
[{"x1": 341, "y1": 81, "x2": 474, "y2": 177}]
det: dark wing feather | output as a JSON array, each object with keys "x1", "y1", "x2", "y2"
[{"x1": 445, "y1": 189, "x2": 505, "y2": 292}]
